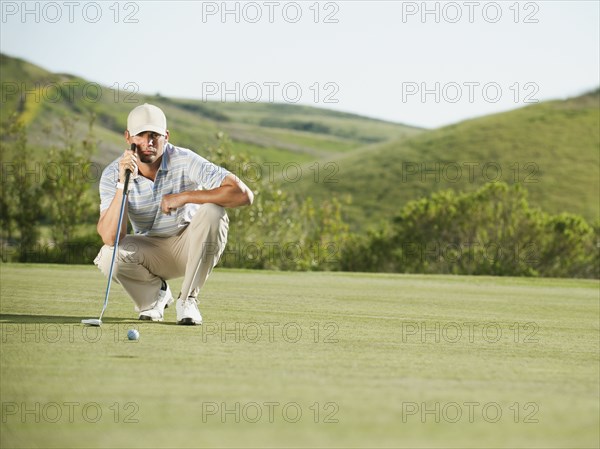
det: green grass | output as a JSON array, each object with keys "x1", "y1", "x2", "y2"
[
  {"x1": 223, "y1": 122, "x2": 361, "y2": 156},
  {"x1": 184, "y1": 100, "x2": 423, "y2": 143},
  {"x1": 1, "y1": 264, "x2": 598, "y2": 448}
]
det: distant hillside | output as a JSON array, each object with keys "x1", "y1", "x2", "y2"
[
  {"x1": 1, "y1": 54, "x2": 597, "y2": 229},
  {"x1": 290, "y1": 90, "x2": 600, "y2": 226},
  {"x1": 0, "y1": 54, "x2": 421, "y2": 170}
]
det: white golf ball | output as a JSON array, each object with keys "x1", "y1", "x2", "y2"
[{"x1": 127, "y1": 329, "x2": 140, "y2": 341}]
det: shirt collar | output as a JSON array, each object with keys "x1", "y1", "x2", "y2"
[{"x1": 159, "y1": 142, "x2": 172, "y2": 172}]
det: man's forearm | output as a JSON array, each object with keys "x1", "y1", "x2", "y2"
[
  {"x1": 161, "y1": 184, "x2": 252, "y2": 214},
  {"x1": 181, "y1": 185, "x2": 252, "y2": 208},
  {"x1": 97, "y1": 190, "x2": 129, "y2": 245},
  {"x1": 161, "y1": 174, "x2": 253, "y2": 214}
]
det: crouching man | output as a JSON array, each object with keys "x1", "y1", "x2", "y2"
[{"x1": 95, "y1": 103, "x2": 253, "y2": 325}]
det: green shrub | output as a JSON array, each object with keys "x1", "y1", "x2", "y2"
[{"x1": 342, "y1": 183, "x2": 598, "y2": 278}]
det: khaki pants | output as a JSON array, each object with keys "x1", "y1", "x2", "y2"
[{"x1": 94, "y1": 204, "x2": 229, "y2": 312}]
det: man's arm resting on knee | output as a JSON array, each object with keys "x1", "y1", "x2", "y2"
[{"x1": 161, "y1": 174, "x2": 254, "y2": 214}]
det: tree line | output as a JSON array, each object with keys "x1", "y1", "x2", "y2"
[{"x1": 1, "y1": 114, "x2": 597, "y2": 278}]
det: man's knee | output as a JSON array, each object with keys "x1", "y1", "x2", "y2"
[
  {"x1": 187, "y1": 205, "x2": 229, "y2": 259},
  {"x1": 192, "y1": 204, "x2": 229, "y2": 228},
  {"x1": 94, "y1": 245, "x2": 115, "y2": 277},
  {"x1": 94, "y1": 239, "x2": 142, "y2": 276}
]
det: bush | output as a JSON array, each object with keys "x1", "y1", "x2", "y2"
[
  {"x1": 342, "y1": 183, "x2": 598, "y2": 278},
  {"x1": 204, "y1": 133, "x2": 351, "y2": 271}
]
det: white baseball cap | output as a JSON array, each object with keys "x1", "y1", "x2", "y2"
[{"x1": 127, "y1": 103, "x2": 167, "y2": 136}]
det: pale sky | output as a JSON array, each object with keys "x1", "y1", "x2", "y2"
[{"x1": 1, "y1": 1, "x2": 598, "y2": 128}]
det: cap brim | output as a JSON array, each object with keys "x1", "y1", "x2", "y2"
[{"x1": 129, "y1": 124, "x2": 166, "y2": 136}]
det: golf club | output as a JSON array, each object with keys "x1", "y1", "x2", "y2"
[{"x1": 82, "y1": 144, "x2": 135, "y2": 326}]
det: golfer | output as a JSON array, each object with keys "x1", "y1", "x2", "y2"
[{"x1": 94, "y1": 103, "x2": 253, "y2": 325}]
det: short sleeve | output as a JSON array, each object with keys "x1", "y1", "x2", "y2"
[
  {"x1": 99, "y1": 161, "x2": 120, "y2": 213},
  {"x1": 186, "y1": 151, "x2": 230, "y2": 190}
]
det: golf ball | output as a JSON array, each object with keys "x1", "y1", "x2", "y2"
[{"x1": 127, "y1": 329, "x2": 140, "y2": 341}]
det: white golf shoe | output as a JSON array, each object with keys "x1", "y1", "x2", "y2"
[
  {"x1": 139, "y1": 283, "x2": 174, "y2": 321},
  {"x1": 176, "y1": 297, "x2": 202, "y2": 325}
]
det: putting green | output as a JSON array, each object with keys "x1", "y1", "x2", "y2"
[{"x1": 1, "y1": 264, "x2": 598, "y2": 448}]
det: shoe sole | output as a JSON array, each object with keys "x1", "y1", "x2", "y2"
[
  {"x1": 177, "y1": 318, "x2": 202, "y2": 325},
  {"x1": 138, "y1": 297, "x2": 173, "y2": 321},
  {"x1": 139, "y1": 315, "x2": 163, "y2": 322}
]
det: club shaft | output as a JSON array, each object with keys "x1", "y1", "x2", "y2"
[{"x1": 97, "y1": 146, "x2": 135, "y2": 320}]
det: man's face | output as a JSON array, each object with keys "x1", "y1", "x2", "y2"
[{"x1": 131, "y1": 131, "x2": 167, "y2": 164}]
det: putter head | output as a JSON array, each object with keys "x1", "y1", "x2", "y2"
[{"x1": 81, "y1": 319, "x2": 102, "y2": 327}]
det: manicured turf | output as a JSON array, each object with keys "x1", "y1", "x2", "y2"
[{"x1": 1, "y1": 264, "x2": 598, "y2": 448}]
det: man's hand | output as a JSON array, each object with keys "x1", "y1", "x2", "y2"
[
  {"x1": 160, "y1": 174, "x2": 253, "y2": 215},
  {"x1": 161, "y1": 192, "x2": 186, "y2": 215},
  {"x1": 119, "y1": 145, "x2": 138, "y2": 182}
]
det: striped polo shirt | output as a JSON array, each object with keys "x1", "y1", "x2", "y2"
[{"x1": 99, "y1": 143, "x2": 229, "y2": 237}]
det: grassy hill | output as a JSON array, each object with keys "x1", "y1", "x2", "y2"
[
  {"x1": 290, "y1": 90, "x2": 600, "y2": 227},
  {"x1": 1, "y1": 54, "x2": 598, "y2": 230},
  {"x1": 0, "y1": 54, "x2": 421, "y2": 170}
]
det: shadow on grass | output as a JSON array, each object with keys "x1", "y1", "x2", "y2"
[
  {"x1": 157, "y1": 321, "x2": 204, "y2": 327},
  {"x1": 0, "y1": 313, "x2": 138, "y2": 324}
]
